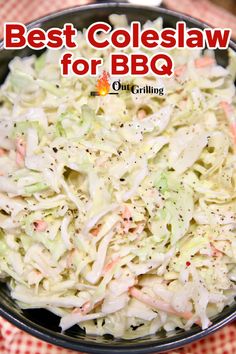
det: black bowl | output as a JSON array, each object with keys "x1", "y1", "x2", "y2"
[{"x1": 0, "y1": 2, "x2": 236, "y2": 353}]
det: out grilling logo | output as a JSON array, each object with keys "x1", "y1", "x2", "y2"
[{"x1": 90, "y1": 70, "x2": 164, "y2": 97}]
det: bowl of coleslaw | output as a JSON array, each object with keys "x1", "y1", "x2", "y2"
[{"x1": 0, "y1": 2, "x2": 236, "y2": 353}]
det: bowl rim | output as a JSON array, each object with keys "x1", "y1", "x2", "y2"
[
  {"x1": 1, "y1": 299, "x2": 236, "y2": 354},
  {"x1": 0, "y1": 2, "x2": 235, "y2": 353}
]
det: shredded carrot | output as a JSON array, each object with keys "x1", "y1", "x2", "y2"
[
  {"x1": 174, "y1": 64, "x2": 186, "y2": 77},
  {"x1": 122, "y1": 206, "x2": 132, "y2": 233},
  {"x1": 66, "y1": 249, "x2": 76, "y2": 268},
  {"x1": 15, "y1": 138, "x2": 26, "y2": 166},
  {"x1": 90, "y1": 225, "x2": 101, "y2": 237},
  {"x1": 103, "y1": 256, "x2": 120, "y2": 274},
  {"x1": 194, "y1": 57, "x2": 215, "y2": 68},
  {"x1": 16, "y1": 138, "x2": 26, "y2": 156},
  {"x1": 129, "y1": 287, "x2": 199, "y2": 324},
  {"x1": 231, "y1": 123, "x2": 236, "y2": 145},
  {"x1": 210, "y1": 243, "x2": 223, "y2": 259},
  {"x1": 0, "y1": 148, "x2": 6, "y2": 157},
  {"x1": 16, "y1": 152, "x2": 24, "y2": 166},
  {"x1": 179, "y1": 100, "x2": 187, "y2": 110},
  {"x1": 220, "y1": 101, "x2": 234, "y2": 118},
  {"x1": 137, "y1": 109, "x2": 147, "y2": 120},
  {"x1": 72, "y1": 300, "x2": 102, "y2": 315},
  {"x1": 80, "y1": 301, "x2": 91, "y2": 314},
  {"x1": 174, "y1": 57, "x2": 214, "y2": 78},
  {"x1": 220, "y1": 101, "x2": 236, "y2": 145},
  {"x1": 33, "y1": 220, "x2": 48, "y2": 232}
]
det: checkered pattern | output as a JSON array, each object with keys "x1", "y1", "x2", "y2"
[
  {"x1": 0, "y1": 0, "x2": 236, "y2": 353},
  {"x1": 0, "y1": 316, "x2": 236, "y2": 354},
  {"x1": 163, "y1": 0, "x2": 236, "y2": 38},
  {"x1": 0, "y1": 317, "x2": 78, "y2": 354},
  {"x1": 0, "y1": 0, "x2": 92, "y2": 38}
]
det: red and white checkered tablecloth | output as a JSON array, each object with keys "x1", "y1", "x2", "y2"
[
  {"x1": 0, "y1": 316, "x2": 236, "y2": 354},
  {"x1": 0, "y1": 0, "x2": 236, "y2": 353}
]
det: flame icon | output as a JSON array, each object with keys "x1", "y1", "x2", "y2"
[{"x1": 96, "y1": 70, "x2": 110, "y2": 96}]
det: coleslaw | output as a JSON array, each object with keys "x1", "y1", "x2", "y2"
[{"x1": 0, "y1": 15, "x2": 236, "y2": 339}]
